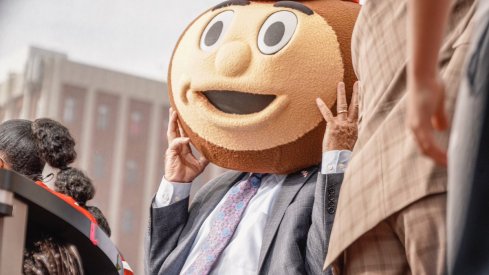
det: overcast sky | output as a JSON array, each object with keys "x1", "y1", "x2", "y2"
[
  {"x1": 0, "y1": 0, "x2": 222, "y2": 81},
  {"x1": 0, "y1": 0, "x2": 363, "y2": 82}
]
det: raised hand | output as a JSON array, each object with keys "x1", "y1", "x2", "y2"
[
  {"x1": 164, "y1": 108, "x2": 209, "y2": 183},
  {"x1": 316, "y1": 82, "x2": 359, "y2": 152}
]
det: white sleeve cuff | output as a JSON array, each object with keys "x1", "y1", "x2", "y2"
[
  {"x1": 152, "y1": 177, "x2": 192, "y2": 208},
  {"x1": 321, "y1": 150, "x2": 352, "y2": 174}
]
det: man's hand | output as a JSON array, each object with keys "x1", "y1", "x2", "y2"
[
  {"x1": 407, "y1": 77, "x2": 448, "y2": 166},
  {"x1": 164, "y1": 108, "x2": 209, "y2": 182},
  {"x1": 316, "y1": 82, "x2": 359, "y2": 152}
]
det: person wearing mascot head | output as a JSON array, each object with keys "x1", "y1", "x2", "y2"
[{"x1": 146, "y1": 0, "x2": 359, "y2": 274}]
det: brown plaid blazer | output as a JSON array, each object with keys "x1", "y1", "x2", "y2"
[{"x1": 324, "y1": 0, "x2": 477, "y2": 269}]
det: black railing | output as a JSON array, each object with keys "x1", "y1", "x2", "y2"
[{"x1": 0, "y1": 169, "x2": 124, "y2": 275}]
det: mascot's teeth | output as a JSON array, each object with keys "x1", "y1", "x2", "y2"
[{"x1": 203, "y1": 90, "x2": 276, "y2": 115}]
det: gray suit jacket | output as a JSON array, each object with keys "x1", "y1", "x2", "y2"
[{"x1": 145, "y1": 166, "x2": 343, "y2": 275}]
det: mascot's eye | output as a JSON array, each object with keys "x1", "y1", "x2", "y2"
[
  {"x1": 258, "y1": 11, "x2": 297, "y2": 55},
  {"x1": 200, "y1": 10, "x2": 234, "y2": 51}
]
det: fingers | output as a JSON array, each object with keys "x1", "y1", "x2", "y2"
[
  {"x1": 432, "y1": 98, "x2": 449, "y2": 131},
  {"x1": 167, "y1": 108, "x2": 181, "y2": 142},
  {"x1": 199, "y1": 156, "x2": 209, "y2": 168},
  {"x1": 179, "y1": 125, "x2": 188, "y2": 138},
  {"x1": 412, "y1": 127, "x2": 448, "y2": 166},
  {"x1": 336, "y1": 82, "x2": 348, "y2": 121},
  {"x1": 348, "y1": 81, "x2": 360, "y2": 122},
  {"x1": 182, "y1": 152, "x2": 209, "y2": 172},
  {"x1": 316, "y1": 98, "x2": 335, "y2": 125},
  {"x1": 169, "y1": 107, "x2": 188, "y2": 137},
  {"x1": 185, "y1": 153, "x2": 204, "y2": 169},
  {"x1": 168, "y1": 137, "x2": 191, "y2": 152}
]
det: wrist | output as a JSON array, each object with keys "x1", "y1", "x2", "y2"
[
  {"x1": 324, "y1": 144, "x2": 354, "y2": 152},
  {"x1": 163, "y1": 175, "x2": 192, "y2": 184},
  {"x1": 324, "y1": 137, "x2": 356, "y2": 152},
  {"x1": 408, "y1": 69, "x2": 440, "y2": 87}
]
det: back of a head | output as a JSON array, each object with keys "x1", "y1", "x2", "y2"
[
  {"x1": 86, "y1": 206, "x2": 112, "y2": 236},
  {"x1": 0, "y1": 118, "x2": 76, "y2": 180},
  {"x1": 0, "y1": 119, "x2": 110, "y2": 273},
  {"x1": 55, "y1": 168, "x2": 95, "y2": 207},
  {"x1": 55, "y1": 168, "x2": 112, "y2": 236},
  {"x1": 23, "y1": 237, "x2": 84, "y2": 275},
  {"x1": 0, "y1": 119, "x2": 44, "y2": 180},
  {"x1": 31, "y1": 118, "x2": 77, "y2": 169}
]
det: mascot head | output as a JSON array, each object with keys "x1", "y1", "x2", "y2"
[{"x1": 168, "y1": 0, "x2": 360, "y2": 174}]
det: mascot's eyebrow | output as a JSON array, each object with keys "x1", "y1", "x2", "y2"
[
  {"x1": 212, "y1": 0, "x2": 251, "y2": 11},
  {"x1": 274, "y1": 1, "x2": 314, "y2": 15}
]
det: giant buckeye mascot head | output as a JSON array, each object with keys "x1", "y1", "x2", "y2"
[{"x1": 168, "y1": 0, "x2": 360, "y2": 174}]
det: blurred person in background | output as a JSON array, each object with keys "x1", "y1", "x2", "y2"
[
  {"x1": 323, "y1": 0, "x2": 476, "y2": 274},
  {"x1": 409, "y1": 0, "x2": 489, "y2": 273}
]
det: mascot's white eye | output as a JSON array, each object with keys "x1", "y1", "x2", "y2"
[
  {"x1": 258, "y1": 11, "x2": 298, "y2": 55},
  {"x1": 200, "y1": 10, "x2": 234, "y2": 52}
]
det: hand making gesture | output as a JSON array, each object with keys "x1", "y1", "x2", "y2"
[
  {"x1": 316, "y1": 81, "x2": 360, "y2": 152},
  {"x1": 164, "y1": 108, "x2": 209, "y2": 183}
]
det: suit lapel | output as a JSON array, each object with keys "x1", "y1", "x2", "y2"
[
  {"x1": 257, "y1": 166, "x2": 318, "y2": 271},
  {"x1": 162, "y1": 171, "x2": 247, "y2": 272}
]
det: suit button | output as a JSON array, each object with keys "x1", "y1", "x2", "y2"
[{"x1": 327, "y1": 207, "x2": 335, "y2": 214}]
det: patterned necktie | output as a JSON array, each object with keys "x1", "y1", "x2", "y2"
[{"x1": 186, "y1": 173, "x2": 265, "y2": 275}]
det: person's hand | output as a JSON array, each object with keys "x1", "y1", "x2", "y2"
[
  {"x1": 407, "y1": 76, "x2": 448, "y2": 166},
  {"x1": 316, "y1": 82, "x2": 359, "y2": 152},
  {"x1": 164, "y1": 108, "x2": 209, "y2": 182}
]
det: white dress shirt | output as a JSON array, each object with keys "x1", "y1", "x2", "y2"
[{"x1": 153, "y1": 150, "x2": 351, "y2": 275}]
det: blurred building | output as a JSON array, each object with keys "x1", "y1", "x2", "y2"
[{"x1": 0, "y1": 46, "x2": 225, "y2": 273}]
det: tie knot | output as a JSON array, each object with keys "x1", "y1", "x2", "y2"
[{"x1": 248, "y1": 173, "x2": 265, "y2": 188}]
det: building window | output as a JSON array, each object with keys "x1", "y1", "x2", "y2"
[
  {"x1": 125, "y1": 160, "x2": 138, "y2": 185},
  {"x1": 129, "y1": 111, "x2": 142, "y2": 137},
  {"x1": 93, "y1": 153, "x2": 106, "y2": 178},
  {"x1": 122, "y1": 209, "x2": 134, "y2": 233},
  {"x1": 97, "y1": 104, "x2": 109, "y2": 129},
  {"x1": 63, "y1": 97, "x2": 76, "y2": 123}
]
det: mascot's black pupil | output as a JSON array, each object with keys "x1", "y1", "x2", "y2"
[
  {"x1": 205, "y1": 21, "x2": 224, "y2": 46},
  {"x1": 264, "y1": 21, "x2": 285, "y2": 47}
]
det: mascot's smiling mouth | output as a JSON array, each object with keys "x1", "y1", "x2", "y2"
[
  {"x1": 181, "y1": 84, "x2": 289, "y2": 130},
  {"x1": 203, "y1": 90, "x2": 276, "y2": 115}
]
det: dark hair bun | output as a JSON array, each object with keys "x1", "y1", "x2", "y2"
[
  {"x1": 55, "y1": 168, "x2": 95, "y2": 206},
  {"x1": 32, "y1": 118, "x2": 76, "y2": 169},
  {"x1": 86, "y1": 206, "x2": 111, "y2": 236}
]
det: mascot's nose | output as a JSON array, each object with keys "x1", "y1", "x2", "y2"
[{"x1": 215, "y1": 41, "x2": 251, "y2": 77}]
